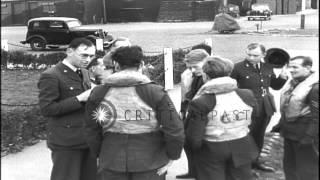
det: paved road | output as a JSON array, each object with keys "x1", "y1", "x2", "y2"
[{"x1": 1, "y1": 10, "x2": 318, "y2": 61}]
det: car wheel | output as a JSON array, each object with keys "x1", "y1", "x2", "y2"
[
  {"x1": 30, "y1": 38, "x2": 46, "y2": 51},
  {"x1": 248, "y1": 17, "x2": 251, "y2": 21}
]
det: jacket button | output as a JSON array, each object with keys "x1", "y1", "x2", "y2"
[
  {"x1": 261, "y1": 79, "x2": 264, "y2": 82},
  {"x1": 66, "y1": 125, "x2": 71, "y2": 128},
  {"x1": 70, "y1": 87, "x2": 74, "y2": 90}
]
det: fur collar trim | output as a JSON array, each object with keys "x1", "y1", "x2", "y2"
[
  {"x1": 194, "y1": 77, "x2": 237, "y2": 99},
  {"x1": 103, "y1": 70, "x2": 151, "y2": 86}
]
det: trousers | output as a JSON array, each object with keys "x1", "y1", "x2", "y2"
[
  {"x1": 283, "y1": 138, "x2": 319, "y2": 180},
  {"x1": 98, "y1": 169, "x2": 166, "y2": 180},
  {"x1": 50, "y1": 148, "x2": 97, "y2": 180}
]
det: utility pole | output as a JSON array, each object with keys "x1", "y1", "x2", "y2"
[
  {"x1": 102, "y1": 0, "x2": 107, "y2": 23},
  {"x1": 301, "y1": 0, "x2": 306, "y2": 11},
  {"x1": 223, "y1": 0, "x2": 227, "y2": 6}
]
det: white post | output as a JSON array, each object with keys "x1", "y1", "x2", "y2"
[
  {"x1": 223, "y1": 0, "x2": 227, "y2": 6},
  {"x1": 1, "y1": 39, "x2": 9, "y2": 51},
  {"x1": 164, "y1": 48, "x2": 174, "y2": 90},
  {"x1": 204, "y1": 38, "x2": 213, "y2": 55},
  {"x1": 1, "y1": 39, "x2": 9, "y2": 69},
  {"x1": 95, "y1": 38, "x2": 104, "y2": 51}
]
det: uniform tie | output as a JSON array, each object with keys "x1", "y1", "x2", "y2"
[
  {"x1": 76, "y1": 69, "x2": 83, "y2": 79},
  {"x1": 255, "y1": 64, "x2": 260, "y2": 71}
]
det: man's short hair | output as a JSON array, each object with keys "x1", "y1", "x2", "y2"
[
  {"x1": 247, "y1": 43, "x2": 266, "y2": 54},
  {"x1": 202, "y1": 56, "x2": 234, "y2": 79},
  {"x1": 184, "y1": 49, "x2": 209, "y2": 64},
  {"x1": 191, "y1": 43, "x2": 212, "y2": 55},
  {"x1": 68, "y1": 38, "x2": 94, "y2": 49},
  {"x1": 111, "y1": 45, "x2": 143, "y2": 68},
  {"x1": 290, "y1": 56, "x2": 313, "y2": 67}
]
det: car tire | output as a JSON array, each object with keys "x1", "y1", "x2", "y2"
[
  {"x1": 30, "y1": 38, "x2": 46, "y2": 51},
  {"x1": 248, "y1": 17, "x2": 251, "y2": 21}
]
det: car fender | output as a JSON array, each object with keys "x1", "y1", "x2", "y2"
[
  {"x1": 26, "y1": 35, "x2": 47, "y2": 44},
  {"x1": 86, "y1": 35, "x2": 98, "y2": 40}
]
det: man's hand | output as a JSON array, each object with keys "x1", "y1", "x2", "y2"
[
  {"x1": 278, "y1": 66, "x2": 290, "y2": 80},
  {"x1": 157, "y1": 160, "x2": 173, "y2": 176},
  {"x1": 76, "y1": 88, "x2": 93, "y2": 102}
]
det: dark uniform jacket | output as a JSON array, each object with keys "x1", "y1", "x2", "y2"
[
  {"x1": 85, "y1": 71, "x2": 185, "y2": 172},
  {"x1": 38, "y1": 62, "x2": 91, "y2": 150},
  {"x1": 231, "y1": 60, "x2": 287, "y2": 116},
  {"x1": 181, "y1": 75, "x2": 204, "y2": 123}
]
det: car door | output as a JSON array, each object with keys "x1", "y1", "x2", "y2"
[{"x1": 47, "y1": 20, "x2": 71, "y2": 45}]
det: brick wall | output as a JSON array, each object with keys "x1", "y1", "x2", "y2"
[
  {"x1": 283, "y1": 0, "x2": 296, "y2": 14},
  {"x1": 158, "y1": 0, "x2": 218, "y2": 22}
]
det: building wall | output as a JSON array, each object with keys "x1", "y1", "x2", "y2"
[
  {"x1": 158, "y1": 0, "x2": 219, "y2": 22},
  {"x1": 83, "y1": 0, "x2": 103, "y2": 24},
  {"x1": 1, "y1": 0, "x2": 87, "y2": 26},
  {"x1": 104, "y1": 0, "x2": 162, "y2": 22},
  {"x1": 311, "y1": 0, "x2": 318, "y2": 9}
]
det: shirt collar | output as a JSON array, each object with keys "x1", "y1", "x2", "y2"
[{"x1": 62, "y1": 59, "x2": 77, "y2": 72}]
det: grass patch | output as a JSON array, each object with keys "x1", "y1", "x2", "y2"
[{"x1": 1, "y1": 70, "x2": 47, "y2": 157}]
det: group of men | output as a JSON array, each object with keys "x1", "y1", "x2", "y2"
[
  {"x1": 178, "y1": 43, "x2": 318, "y2": 180},
  {"x1": 38, "y1": 37, "x2": 318, "y2": 180}
]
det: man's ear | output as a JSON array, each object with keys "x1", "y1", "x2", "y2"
[
  {"x1": 66, "y1": 48, "x2": 74, "y2": 56},
  {"x1": 306, "y1": 65, "x2": 312, "y2": 71},
  {"x1": 202, "y1": 73, "x2": 208, "y2": 82},
  {"x1": 114, "y1": 62, "x2": 121, "y2": 72}
]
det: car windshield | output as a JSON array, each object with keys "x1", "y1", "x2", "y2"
[
  {"x1": 252, "y1": 4, "x2": 270, "y2": 11},
  {"x1": 66, "y1": 20, "x2": 81, "y2": 28}
]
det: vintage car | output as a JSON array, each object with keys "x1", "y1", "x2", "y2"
[
  {"x1": 246, "y1": 3, "x2": 272, "y2": 21},
  {"x1": 20, "y1": 17, "x2": 113, "y2": 51},
  {"x1": 219, "y1": 4, "x2": 240, "y2": 18}
]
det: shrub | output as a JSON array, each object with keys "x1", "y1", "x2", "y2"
[
  {"x1": 1, "y1": 49, "x2": 9, "y2": 68},
  {"x1": 1, "y1": 50, "x2": 66, "y2": 70},
  {"x1": 144, "y1": 48, "x2": 188, "y2": 85},
  {"x1": 1, "y1": 106, "x2": 48, "y2": 156}
]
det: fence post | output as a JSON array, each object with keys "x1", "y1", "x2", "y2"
[
  {"x1": 1, "y1": 39, "x2": 9, "y2": 69},
  {"x1": 164, "y1": 48, "x2": 174, "y2": 90},
  {"x1": 96, "y1": 38, "x2": 104, "y2": 51},
  {"x1": 300, "y1": 14, "x2": 305, "y2": 29}
]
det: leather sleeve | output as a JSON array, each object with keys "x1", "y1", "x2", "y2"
[
  {"x1": 235, "y1": 89, "x2": 260, "y2": 118},
  {"x1": 157, "y1": 93, "x2": 185, "y2": 160},
  {"x1": 136, "y1": 84, "x2": 185, "y2": 160},
  {"x1": 186, "y1": 94, "x2": 215, "y2": 150},
  {"x1": 84, "y1": 85, "x2": 108, "y2": 158},
  {"x1": 305, "y1": 83, "x2": 319, "y2": 138},
  {"x1": 270, "y1": 73, "x2": 287, "y2": 90},
  {"x1": 38, "y1": 72, "x2": 83, "y2": 117}
]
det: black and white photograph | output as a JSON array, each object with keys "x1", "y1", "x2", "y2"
[{"x1": 1, "y1": 0, "x2": 318, "y2": 179}]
